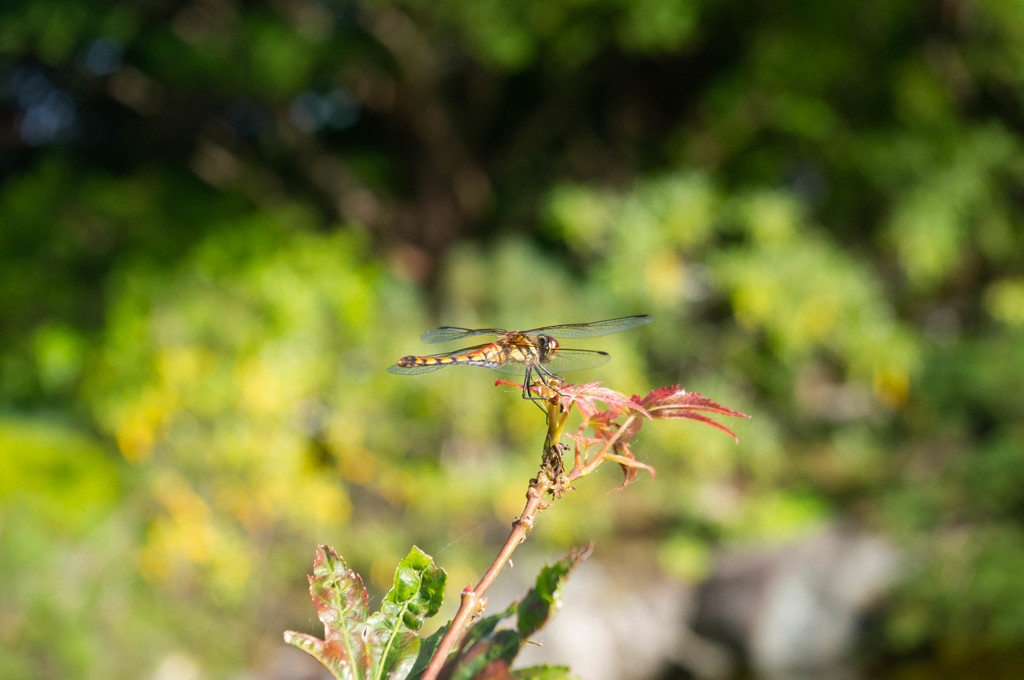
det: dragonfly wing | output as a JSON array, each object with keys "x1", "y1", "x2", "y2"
[
  {"x1": 420, "y1": 326, "x2": 507, "y2": 343},
  {"x1": 387, "y1": 361, "x2": 447, "y2": 375},
  {"x1": 477, "y1": 349, "x2": 611, "y2": 377},
  {"x1": 487, "y1": 360, "x2": 532, "y2": 376},
  {"x1": 538, "y1": 348, "x2": 611, "y2": 374},
  {"x1": 525, "y1": 314, "x2": 653, "y2": 339}
]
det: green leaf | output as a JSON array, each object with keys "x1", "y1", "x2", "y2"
[
  {"x1": 446, "y1": 629, "x2": 520, "y2": 680},
  {"x1": 284, "y1": 545, "x2": 447, "y2": 680},
  {"x1": 407, "y1": 625, "x2": 448, "y2": 679},
  {"x1": 367, "y1": 546, "x2": 448, "y2": 680},
  {"x1": 456, "y1": 604, "x2": 518, "y2": 653},
  {"x1": 516, "y1": 546, "x2": 591, "y2": 639},
  {"x1": 439, "y1": 548, "x2": 591, "y2": 680}
]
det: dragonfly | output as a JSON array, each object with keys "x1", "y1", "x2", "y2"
[{"x1": 387, "y1": 314, "x2": 652, "y2": 401}]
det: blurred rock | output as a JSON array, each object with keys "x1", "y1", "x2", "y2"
[
  {"x1": 512, "y1": 558, "x2": 697, "y2": 680},
  {"x1": 690, "y1": 525, "x2": 902, "y2": 678}
]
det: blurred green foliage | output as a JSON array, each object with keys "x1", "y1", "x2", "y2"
[{"x1": 2, "y1": 0, "x2": 1024, "y2": 678}]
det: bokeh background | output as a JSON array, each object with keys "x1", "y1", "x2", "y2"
[{"x1": 3, "y1": 1, "x2": 1024, "y2": 678}]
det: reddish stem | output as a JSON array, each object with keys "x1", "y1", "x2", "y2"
[
  {"x1": 420, "y1": 384, "x2": 592, "y2": 680},
  {"x1": 419, "y1": 470, "x2": 553, "y2": 680}
]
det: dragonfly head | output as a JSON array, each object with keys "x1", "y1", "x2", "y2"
[{"x1": 536, "y1": 334, "x2": 559, "y2": 360}]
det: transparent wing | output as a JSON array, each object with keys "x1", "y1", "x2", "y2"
[
  {"x1": 458, "y1": 348, "x2": 611, "y2": 376},
  {"x1": 419, "y1": 327, "x2": 507, "y2": 343},
  {"x1": 387, "y1": 360, "x2": 448, "y2": 375},
  {"x1": 387, "y1": 362, "x2": 443, "y2": 375},
  {"x1": 537, "y1": 348, "x2": 611, "y2": 374},
  {"x1": 524, "y1": 314, "x2": 653, "y2": 339}
]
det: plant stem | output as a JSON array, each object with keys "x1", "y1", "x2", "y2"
[
  {"x1": 419, "y1": 476, "x2": 552, "y2": 680},
  {"x1": 420, "y1": 393, "x2": 566, "y2": 680}
]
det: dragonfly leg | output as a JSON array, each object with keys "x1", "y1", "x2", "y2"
[
  {"x1": 515, "y1": 365, "x2": 552, "y2": 413},
  {"x1": 531, "y1": 364, "x2": 567, "y2": 401}
]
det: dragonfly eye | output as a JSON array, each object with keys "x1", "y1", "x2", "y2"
[{"x1": 537, "y1": 334, "x2": 559, "y2": 354}]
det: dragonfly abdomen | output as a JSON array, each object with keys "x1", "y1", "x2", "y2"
[
  {"x1": 395, "y1": 355, "x2": 500, "y2": 369},
  {"x1": 394, "y1": 344, "x2": 505, "y2": 370}
]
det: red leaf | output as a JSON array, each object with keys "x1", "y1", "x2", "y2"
[
  {"x1": 635, "y1": 384, "x2": 682, "y2": 405},
  {"x1": 633, "y1": 387, "x2": 750, "y2": 442},
  {"x1": 284, "y1": 545, "x2": 373, "y2": 679},
  {"x1": 604, "y1": 444, "x2": 657, "y2": 491},
  {"x1": 641, "y1": 387, "x2": 748, "y2": 418},
  {"x1": 555, "y1": 382, "x2": 651, "y2": 421},
  {"x1": 565, "y1": 432, "x2": 602, "y2": 449}
]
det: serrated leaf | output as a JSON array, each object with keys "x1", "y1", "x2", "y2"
[
  {"x1": 452, "y1": 603, "x2": 518, "y2": 658},
  {"x1": 620, "y1": 387, "x2": 750, "y2": 442},
  {"x1": 517, "y1": 545, "x2": 591, "y2": 639},
  {"x1": 556, "y1": 383, "x2": 651, "y2": 421},
  {"x1": 367, "y1": 546, "x2": 448, "y2": 679},
  {"x1": 286, "y1": 545, "x2": 448, "y2": 680},
  {"x1": 642, "y1": 386, "x2": 748, "y2": 420},
  {"x1": 283, "y1": 545, "x2": 373, "y2": 680},
  {"x1": 439, "y1": 548, "x2": 590, "y2": 680}
]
